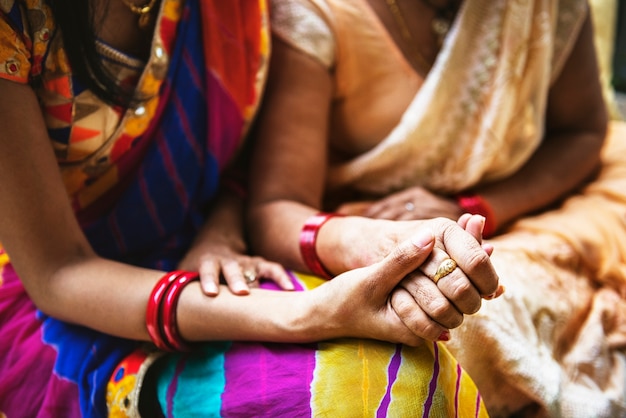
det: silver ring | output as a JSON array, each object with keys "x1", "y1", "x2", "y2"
[
  {"x1": 243, "y1": 270, "x2": 257, "y2": 284},
  {"x1": 405, "y1": 202, "x2": 415, "y2": 212}
]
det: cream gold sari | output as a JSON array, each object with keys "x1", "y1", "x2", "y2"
[{"x1": 272, "y1": 0, "x2": 626, "y2": 416}]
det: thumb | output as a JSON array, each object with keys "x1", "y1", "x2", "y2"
[{"x1": 367, "y1": 228, "x2": 435, "y2": 294}]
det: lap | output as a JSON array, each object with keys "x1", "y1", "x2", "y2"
[{"x1": 108, "y1": 273, "x2": 489, "y2": 417}]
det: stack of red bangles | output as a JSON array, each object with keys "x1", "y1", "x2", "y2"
[
  {"x1": 300, "y1": 213, "x2": 342, "y2": 280},
  {"x1": 146, "y1": 270, "x2": 199, "y2": 351}
]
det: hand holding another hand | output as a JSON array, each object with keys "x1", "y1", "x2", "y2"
[
  {"x1": 391, "y1": 215, "x2": 503, "y2": 342},
  {"x1": 310, "y1": 215, "x2": 502, "y2": 345}
]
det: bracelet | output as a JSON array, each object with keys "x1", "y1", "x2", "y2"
[
  {"x1": 161, "y1": 271, "x2": 199, "y2": 351},
  {"x1": 146, "y1": 270, "x2": 198, "y2": 351},
  {"x1": 146, "y1": 271, "x2": 183, "y2": 351},
  {"x1": 300, "y1": 213, "x2": 341, "y2": 279},
  {"x1": 456, "y1": 194, "x2": 497, "y2": 238}
]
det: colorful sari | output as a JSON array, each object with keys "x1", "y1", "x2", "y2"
[
  {"x1": 272, "y1": 0, "x2": 626, "y2": 416},
  {"x1": 0, "y1": 0, "x2": 265, "y2": 416},
  {"x1": 0, "y1": 0, "x2": 489, "y2": 417}
]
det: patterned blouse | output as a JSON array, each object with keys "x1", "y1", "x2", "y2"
[{"x1": 0, "y1": 0, "x2": 183, "y2": 211}]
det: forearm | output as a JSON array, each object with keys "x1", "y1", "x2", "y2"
[
  {"x1": 176, "y1": 281, "x2": 324, "y2": 343},
  {"x1": 32, "y1": 255, "x2": 322, "y2": 343},
  {"x1": 465, "y1": 10, "x2": 607, "y2": 231},
  {"x1": 249, "y1": 200, "x2": 406, "y2": 276},
  {"x1": 248, "y1": 200, "x2": 319, "y2": 272},
  {"x1": 475, "y1": 129, "x2": 605, "y2": 228}
]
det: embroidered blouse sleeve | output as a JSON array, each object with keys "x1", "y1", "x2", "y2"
[
  {"x1": 0, "y1": 1, "x2": 53, "y2": 83},
  {"x1": 0, "y1": 3, "x2": 33, "y2": 83},
  {"x1": 270, "y1": 0, "x2": 336, "y2": 69}
]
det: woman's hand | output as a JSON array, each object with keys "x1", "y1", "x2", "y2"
[
  {"x1": 179, "y1": 190, "x2": 293, "y2": 296},
  {"x1": 308, "y1": 215, "x2": 501, "y2": 344},
  {"x1": 336, "y1": 186, "x2": 462, "y2": 221},
  {"x1": 309, "y1": 228, "x2": 438, "y2": 345},
  {"x1": 391, "y1": 214, "x2": 502, "y2": 339},
  {"x1": 178, "y1": 240, "x2": 293, "y2": 296}
]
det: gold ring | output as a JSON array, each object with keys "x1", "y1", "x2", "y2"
[
  {"x1": 243, "y1": 270, "x2": 257, "y2": 284},
  {"x1": 433, "y1": 258, "x2": 457, "y2": 283}
]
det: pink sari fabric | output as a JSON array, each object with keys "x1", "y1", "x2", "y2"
[{"x1": 0, "y1": 261, "x2": 80, "y2": 417}]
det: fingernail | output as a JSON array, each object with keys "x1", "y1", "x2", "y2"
[
  {"x1": 437, "y1": 331, "x2": 451, "y2": 342},
  {"x1": 478, "y1": 216, "x2": 486, "y2": 234},
  {"x1": 203, "y1": 281, "x2": 218, "y2": 295},
  {"x1": 233, "y1": 282, "x2": 249, "y2": 294},
  {"x1": 484, "y1": 285, "x2": 505, "y2": 300},
  {"x1": 495, "y1": 285, "x2": 506, "y2": 298},
  {"x1": 412, "y1": 229, "x2": 434, "y2": 248}
]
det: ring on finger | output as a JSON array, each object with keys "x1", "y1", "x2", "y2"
[
  {"x1": 243, "y1": 270, "x2": 257, "y2": 284},
  {"x1": 405, "y1": 201, "x2": 415, "y2": 212},
  {"x1": 433, "y1": 258, "x2": 457, "y2": 284}
]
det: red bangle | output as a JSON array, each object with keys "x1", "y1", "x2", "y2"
[
  {"x1": 456, "y1": 194, "x2": 497, "y2": 238},
  {"x1": 300, "y1": 213, "x2": 341, "y2": 279},
  {"x1": 146, "y1": 271, "x2": 185, "y2": 351},
  {"x1": 161, "y1": 271, "x2": 199, "y2": 352}
]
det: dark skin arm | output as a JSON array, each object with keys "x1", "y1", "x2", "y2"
[
  {"x1": 472, "y1": 12, "x2": 607, "y2": 229},
  {"x1": 352, "y1": 12, "x2": 608, "y2": 229}
]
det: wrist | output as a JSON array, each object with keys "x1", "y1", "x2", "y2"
[
  {"x1": 286, "y1": 285, "x2": 343, "y2": 343},
  {"x1": 146, "y1": 270, "x2": 200, "y2": 351},
  {"x1": 300, "y1": 213, "x2": 343, "y2": 279}
]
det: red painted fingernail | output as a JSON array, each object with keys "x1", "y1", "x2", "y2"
[{"x1": 438, "y1": 331, "x2": 451, "y2": 342}]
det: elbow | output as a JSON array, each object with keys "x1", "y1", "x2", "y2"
[{"x1": 13, "y1": 246, "x2": 98, "y2": 319}]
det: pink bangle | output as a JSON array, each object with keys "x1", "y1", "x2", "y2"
[
  {"x1": 161, "y1": 271, "x2": 199, "y2": 352},
  {"x1": 300, "y1": 213, "x2": 340, "y2": 279},
  {"x1": 456, "y1": 194, "x2": 497, "y2": 238},
  {"x1": 146, "y1": 271, "x2": 184, "y2": 351}
]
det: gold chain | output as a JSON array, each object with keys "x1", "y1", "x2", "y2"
[
  {"x1": 120, "y1": 0, "x2": 158, "y2": 29},
  {"x1": 384, "y1": 0, "x2": 432, "y2": 72}
]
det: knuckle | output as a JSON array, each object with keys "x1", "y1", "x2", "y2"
[
  {"x1": 425, "y1": 296, "x2": 449, "y2": 319},
  {"x1": 426, "y1": 298, "x2": 463, "y2": 328},
  {"x1": 463, "y1": 249, "x2": 490, "y2": 271},
  {"x1": 391, "y1": 244, "x2": 418, "y2": 268},
  {"x1": 391, "y1": 293, "x2": 412, "y2": 316},
  {"x1": 437, "y1": 216, "x2": 457, "y2": 230},
  {"x1": 448, "y1": 275, "x2": 474, "y2": 299},
  {"x1": 447, "y1": 277, "x2": 482, "y2": 312}
]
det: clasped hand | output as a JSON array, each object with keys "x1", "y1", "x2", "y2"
[
  {"x1": 178, "y1": 211, "x2": 501, "y2": 346},
  {"x1": 308, "y1": 214, "x2": 502, "y2": 345}
]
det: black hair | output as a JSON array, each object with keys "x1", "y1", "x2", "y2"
[{"x1": 48, "y1": 0, "x2": 136, "y2": 107}]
